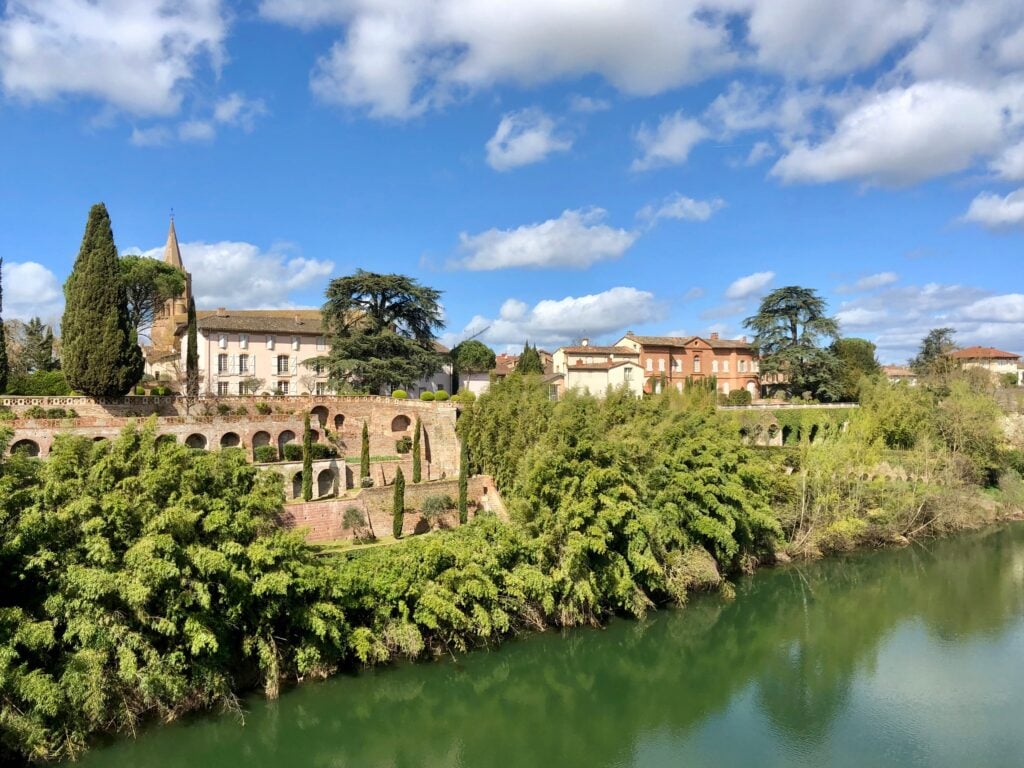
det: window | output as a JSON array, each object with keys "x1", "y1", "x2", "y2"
[
  {"x1": 693, "y1": 356, "x2": 701, "y2": 373},
  {"x1": 738, "y1": 360, "x2": 747, "y2": 373},
  {"x1": 277, "y1": 355, "x2": 290, "y2": 375},
  {"x1": 722, "y1": 360, "x2": 730, "y2": 373},
  {"x1": 712, "y1": 360, "x2": 719, "y2": 373},
  {"x1": 239, "y1": 334, "x2": 249, "y2": 349},
  {"x1": 624, "y1": 366, "x2": 633, "y2": 380},
  {"x1": 672, "y1": 358, "x2": 680, "y2": 371},
  {"x1": 316, "y1": 336, "x2": 326, "y2": 351},
  {"x1": 238, "y1": 354, "x2": 249, "y2": 374},
  {"x1": 646, "y1": 359, "x2": 653, "y2": 372},
  {"x1": 218, "y1": 354, "x2": 229, "y2": 374},
  {"x1": 218, "y1": 334, "x2": 227, "y2": 349},
  {"x1": 292, "y1": 336, "x2": 300, "y2": 351},
  {"x1": 238, "y1": 382, "x2": 250, "y2": 396},
  {"x1": 217, "y1": 381, "x2": 229, "y2": 396},
  {"x1": 658, "y1": 359, "x2": 665, "y2": 372},
  {"x1": 276, "y1": 380, "x2": 289, "y2": 395},
  {"x1": 313, "y1": 360, "x2": 326, "y2": 375},
  {"x1": 315, "y1": 382, "x2": 328, "y2": 395},
  {"x1": 267, "y1": 337, "x2": 275, "y2": 350}
]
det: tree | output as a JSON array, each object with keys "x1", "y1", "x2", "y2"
[
  {"x1": 61, "y1": 204, "x2": 144, "y2": 396},
  {"x1": 186, "y1": 296, "x2": 199, "y2": 398},
  {"x1": 458, "y1": 438, "x2": 469, "y2": 524},
  {"x1": 392, "y1": 467, "x2": 405, "y2": 539},
  {"x1": 744, "y1": 286, "x2": 840, "y2": 400},
  {"x1": 516, "y1": 342, "x2": 544, "y2": 374},
  {"x1": 911, "y1": 327, "x2": 958, "y2": 375},
  {"x1": 0, "y1": 258, "x2": 6, "y2": 393},
  {"x1": 322, "y1": 270, "x2": 444, "y2": 394},
  {"x1": 412, "y1": 417, "x2": 422, "y2": 483},
  {"x1": 119, "y1": 254, "x2": 186, "y2": 336},
  {"x1": 360, "y1": 421, "x2": 370, "y2": 484},
  {"x1": 21, "y1": 317, "x2": 56, "y2": 373},
  {"x1": 829, "y1": 338, "x2": 881, "y2": 401},
  {"x1": 302, "y1": 412, "x2": 313, "y2": 501},
  {"x1": 451, "y1": 339, "x2": 496, "y2": 391}
]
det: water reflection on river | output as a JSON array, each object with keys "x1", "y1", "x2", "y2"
[{"x1": 77, "y1": 523, "x2": 1024, "y2": 768}]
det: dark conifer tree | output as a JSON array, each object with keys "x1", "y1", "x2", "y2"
[
  {"x1": 392, "y1": 467, "x2": 405, "y2": 539},
  {"x1": 458, "y1": 438, "x2": 469, "y2": 525},
  {"x1": 62, "y1": 204, "x2": 144, "y2": 396},
  {"x1": 412, "y1": 416, "x2": 422, "y2": 483},
  {"x1": 360, "y1": 421, "x2": 370, "y2": 483},
  {"x1": 302, "y1": 413, "x2": 313, "y2": 502},
  {"x1": 186, "y1": 296, "x2": 199, "y2": 398}
]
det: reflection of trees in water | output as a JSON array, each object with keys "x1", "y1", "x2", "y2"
[{"x1": 82, "y1": 525, "x2": 1024, "y2": 768}]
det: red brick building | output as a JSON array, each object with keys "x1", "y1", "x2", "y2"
[{"x1": 614, "y1": 332, "x2": 760, "y2": 396}]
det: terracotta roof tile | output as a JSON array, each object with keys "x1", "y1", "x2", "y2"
[
  {"x1": 950, "y1": 346, "x2": 1020, "y2": 360},
  {"x1": 560, "y1": 345, "x2": 638, "y2": 355}
]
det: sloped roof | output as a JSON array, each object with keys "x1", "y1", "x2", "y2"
[
  {"x1": 883, "y1": 365, "x2": 915, "y2": 377},
  {"x1": 623, "y1": 332, "x2": 754, "y2": 351},
  {"x1": 561, "y1": 345, "x2": 639, "y2": 355},
  {"x1": 567, "y1": 359, "x2": 637, "y2": 370},
  {"x1": 950, "y1": 346, "x2": 1020, "y2": 360},
  {"x1": 194, "y1": 309, "x2": 324, "y2": 334}
]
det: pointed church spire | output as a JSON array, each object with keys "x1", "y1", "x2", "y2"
[{"x1": 163, "y1": 214, "x2": 184, "y2": 270}]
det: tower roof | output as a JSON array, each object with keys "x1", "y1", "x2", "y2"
[{"x1": 163, "y1": 216, "x2": 184, "y2": 270}]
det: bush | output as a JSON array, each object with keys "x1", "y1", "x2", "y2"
[
  {"x1": 216, "y1": 403, "x2": 232, "y2": 416},
  {"x1": 726, "y1": 389, "x2": 753, "y2": 406},
  {"x1": 455, "y1": 390, "x2": 476, "y2": 403},
  {"x1": 419, "y1": 391, "x2": 435, "y2": 401},
  {"x1": 4, "y1": 370, "x2": 72, "y2": 396},
  {"x1": 310, "y1": 444, "x2": 337, "y2": 460},
  {"x1": 395, "y1": 436, "x2": 413, "y2": 454},
  {"x1": 253, "y1": 445, "x2": 278, "y2": 463},
  {"x1": 360, "y1": 477, "x2": 375, "y2": 488},
  {"x1": 434, "y1": 390, "x2": 450, "y2": 401},
  {"x1": 233, "y1": 405, "x2": 249, "y2": 416},
  {"x1": 392, "y1": 389, "x2": 408, "y2": 399},
  {"x1": 255, "y1": 402, "x2": 273, "y2": 415},
  {"x1": 421, "y1": 494, "x2": 455, "y2": 522},
  {"x1": 135, "y1": 386, "x2": 145, "y2": 395},
  {"x1": 23, "y1": 406, "x2": 47, "y2": 419},
  {"x1": 283, "y1": 444, "x2": 303, "y2": 462}
]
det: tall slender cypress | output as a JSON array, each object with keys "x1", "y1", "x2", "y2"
[
  {"x1": 458, "y1": 438, "x2": 468, "y2": 525},
  {"x1": 392, "y1": 467, "x2": 405, "y2": 539},
  {"x1": 62, "y1": 204, "x2": 143, "y2": 396},
  {"x1": 412, "y1": 416, "x2": 422, "y2": 483},
  {"x1": 302, "y1": 413, "x2": 313, "y2": 501},
  {"x1": 360, "y1": 421, "x2": 370, "y2": 483},
  {"x1": 186, "y1": 296, "x2": 199, "y2": 398},
  {"x1": 0, "y1": 257, "x2": 7, "y2": 394}
]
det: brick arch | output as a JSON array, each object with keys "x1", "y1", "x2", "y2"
[
  {"x1": 311, "y1": 405, "x2": 329, "y2": 428},
  {"x1": 317, "y1": 468, "x2": 335, "y2": 497},
  {"x1": 220, "y1": 432, "x2": 241, "y2": 448},
  {"x1": 278, "y1": 430, "x2": 296, "y2": 454},
  {"x1": 252, "y1": 430, "x2": 271, "y2": 447},
  {"x1": 11, "y1": 439, "x2": 40, "y2": 457},
  {"x1": 391, "y1": 414, "x2": 411, "y2": 432},
  {"x1": 291, "y1": 472, "x2": 303, "y2": 499},
  {"x1": 185, "y1": 433, "x2": 208, "y2": 450},
  {"x1": 334, "y1": 413, "x2": 345, "y2": 430}
]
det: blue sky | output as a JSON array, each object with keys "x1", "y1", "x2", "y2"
[{"x1": 1, "y1": 1, "x2": 1023, "y2": 363}]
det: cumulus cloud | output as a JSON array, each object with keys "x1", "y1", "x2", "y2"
[
  {"x1": 960, "y1": 293, "x2": 1024, "y2": 322},
  {"x1": 1, "y1": 260, "x2": 63, "y2": 321},
  {"x1": 992, "y1": 142, "x2": 1024, "y2": 180},
  {"x1": 453, "y1": 208, "x2": 638, "y2": 270},
  {"x1": 725, "y1": 271, "x2": 775, "y2": 300},
  {"x1": 0, "y1": 0, "x2": 226, "y2": 115},
  {"x1": 962, "y1": 188, "x2": 1024, "y2": 228},
  {"x1": 631, "y1": 111, "x2": 707, "y2": 171},
  {"x1": 568, "y1": 94, "x2": 610, "y2": 113},
  {"x1": 771, "y1": 81, "x2": 1014, "y2": 186},
  {"x1": 133, "y1": 92, "x2": 268, "y2": 146},
  {"x1": 837, "y1": 271, "x2": 900, "y2": 294},
  {"x1": 132, "y1": 240, "x2": 334, "y2": 308},
  {"x1": 450, "y1": 286, "x2": 663, "y2": 347},
  {"x1": 485, "y1": 108, "x2": 572, "y2": 170},
  {"x1": 638, "y1": 193, "x2": 725, "y2": 223}
]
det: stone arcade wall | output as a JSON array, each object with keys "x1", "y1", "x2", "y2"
[
  {"x1": 279, "y1": 475, "x2": 503, "y2": 543},
  {"x1": 3, "y1": 395, "x2": 461, "y2": 480}
]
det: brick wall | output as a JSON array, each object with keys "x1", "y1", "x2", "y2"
[{"x1": 279, "y1": 475, "x2": 503, "y2": 543}]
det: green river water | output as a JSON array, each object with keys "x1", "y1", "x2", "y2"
[{"x1": 77, "y1": 523, "x2": 1024, "y2": 768}]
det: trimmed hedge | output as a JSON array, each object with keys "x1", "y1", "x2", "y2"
[
  {"x1": 253, "y1": 445, "x2": 278, "y2": 463},
  {"x1": 392, "y1": 389, "x2": 409, "y2": 399},
  {"x1": 419, "y1": 391, "x2": 435, "y2": 401},
  {"x1": 434, "y1": 390, "x2": 450, "y2": 401}
]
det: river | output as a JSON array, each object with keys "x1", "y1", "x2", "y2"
[{"x1": 76, "y1": 523, "x2": 1024, "y2": 768}]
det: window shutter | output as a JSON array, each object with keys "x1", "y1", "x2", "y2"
[
  {"x1": 267, "y1": 337, "x2": 274, "y2": 350},
  {"x1": 290, "y1": 356, "x2": 297, "y2": 374}
]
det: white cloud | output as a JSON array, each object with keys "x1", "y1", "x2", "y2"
[
  {"x1": 1, "y1": 260, "x2": 63, "y2": 321},
  {"x1": 771, "y1": 81, "x2": 1015, "y2": 186},
  {"x1": 133, "y1": 92, "x2": 267, "y2": 146},
  {"x1": 835, "y1": 306, "x2": 889, "y2": 327},
  {"x1": 745, "y1": 141, "x2": 775, "y2": 165},
  {"x1": 485, "y1": 108, "x2": 572, "y2": 171},
  {"x1": 451, "y1": 286, "x2": 664, "y2": 347},
  {"x1": 992, "y1": 142, "x2": 1024, "y2": 180},
  {"x1": 837, "y1": 271, "x2": 900, "y2": 294},
  {"x1": 638, "y1": 193, "x2": 725, "y2": 222},
  {"x1": 568, "y1": 94, "x2": 610, "y2": 113},
  {"x1": 454, "y1": 208, "x2": 638, "y2": 270},
  {"x1": 130, "y1": 125, "x2": 173, "y2": 147},
  {"x1": 262, "y1": 0, "x2": 737, "y2": 119},
  {"x1": 0, "y1": 0, "x2": 226, "y2": 116},
  {"x1": 178, "y1": 120, "x2": 216, "y2": 142},
  {"x1": 213, "y1": 92, "x2": 268, "y2": 131},
  {"x1": 960, "y1": 293, "x2": 1024, "y2": 322},
  {"x1": 725, "y1": 271, "x2": 774, "y2": 300},
  {"x1": 133, "y1": 240, "x2": 334, "y2": 308},
  {"x1": 962, "y1": 188, "x2": 1024, "y2": 229},
  {"x1": 631, "y1": 110, "x2": 707, "y2": 171}
]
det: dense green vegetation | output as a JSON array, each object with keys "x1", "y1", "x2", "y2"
[{"x1": 118, "y1": 255, "x2": 186, "y2": 335}]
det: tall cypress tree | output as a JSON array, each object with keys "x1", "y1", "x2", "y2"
[
  {"x1": 360, "y1": 421, "x2": 370, "y2": 484},
  {"x1": 392, "y1": 467, "x2": 405, "y2": 539},
  {"x1": 458, "y1": 438, "x2": 468, "y2": 525},
  {"x1": 186, "y1": 296, "x2": 199, "y2": 398},
  {"x1": 62, "y1": 204, "x2": 144, "y2": 396},
  {"x1": 301, "y1": 412, "x2": 313, "y2": 501},
  {"x1": 0, "y1": 258, "x2": 7, "y2": 394},
  {"x1": 412, "y1": 416, "x2": 422, "y2": 483}
]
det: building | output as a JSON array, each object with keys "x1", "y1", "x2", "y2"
[
  {"x1": 550, "y1": 341, "x2": 644, "y2": 397},
  {"x1": 882, "y1": 365, "x2": 918, "y2": 386},
  {"x1": 949, "y1": 346, "x2": 1021, "y2": 379},
  {"x1": 613, "y1": 332, "x2": 760, "y2": 396},
  {"x1": 146, "y1": 219, "x2": 451, "y2": 396}
]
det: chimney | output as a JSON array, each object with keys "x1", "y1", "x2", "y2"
[
  {"x1": 710, "y1": 332, "x2": 719, "y2": 340},
  {"x1": 295, "y1": 314, "x2": 302, "y2": 324},
  {"x1": 741, "y1": 335, "x2": 747, "y2": 343},
  {"x1": 216, "y1": 307, "x2": 227, "y2": 317},
  {"x1": 581, "y1": 338, "x2": 589, "y2": 347}
]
